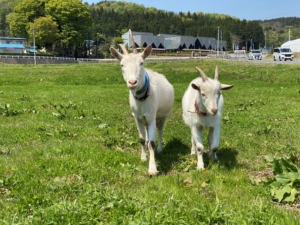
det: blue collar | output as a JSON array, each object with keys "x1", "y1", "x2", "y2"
[
  {"x1": 136, "y1": 70, "x2": 149, "y2": 95},
  {"x1": 134, "y1": 70, "x2": 150, "y2": 101}
]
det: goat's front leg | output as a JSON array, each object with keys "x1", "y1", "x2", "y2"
[
  {"x1": 156, "y1": 117, "x2": 166, "y2": 153},
  {"x1": 147, "y1": 120, "x2": 159, "y2": 175},
  {"x1": 190, "y1": 136, "x2": 196, "y2": 155},
  {"x1": 135, "y1": 118, "x2": 147, "y2": 162},
  {"x1": 208, "y1": 126, "x2": 220, "y2": 160},
  {"x1": 192, "y1": 125, "x2": 204, "y2": 170}
]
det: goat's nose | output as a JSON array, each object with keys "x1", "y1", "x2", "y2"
[
  {"x1": 128, "y1": 80, "x2": 137, "y2": 85},
  {"x1": 211, "y1": 108, "x2": 218, "y2": 115}
]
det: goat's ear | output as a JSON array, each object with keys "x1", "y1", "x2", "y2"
[
  {"x1": 141, "y1": 45, "x2": 152, "y2": 59},
  {"x1": 214, "y1": 65, "x2": 219, "y2": 80},
  {"x1": 221, "y1": 84, "x2": 234, "y2": 90},
  {"x1": 191, "y1": 83, "x2": 200, "y2": 90},
  {"x1": 110, "y1": 47, "x2": 123, "y2": 61},
  {"x1": 196, "y1": 67, "x2": 208, "y2": 82}
]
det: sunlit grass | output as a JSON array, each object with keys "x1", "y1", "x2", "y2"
[{"x1": 0, "y1": 59, "x2": 300, "y2": 224}]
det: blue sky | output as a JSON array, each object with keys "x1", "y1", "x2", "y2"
[{"x1": 84, "y1": 0, "x2": 300, "y2": 20}]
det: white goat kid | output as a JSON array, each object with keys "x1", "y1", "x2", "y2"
[
  {"x1": 182, "y1": 66, "x2": 234, "y2": 170},
  {"x1": 110, "y1": 30, "x2": 174, "y2": 175}
]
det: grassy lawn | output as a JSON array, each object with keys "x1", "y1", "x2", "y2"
[{"x1": 0, "y1": 59, "x2": 300, "y2": 224}]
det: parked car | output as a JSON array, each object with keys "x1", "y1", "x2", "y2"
[
  {"x1": 248, "y1": 50, "x2": 262, "y2": 60},
  {"x1": 273, "y1": 47, "x2": 294, "y2": 61}
]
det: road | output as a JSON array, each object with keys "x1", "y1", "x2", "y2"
[{"x1": 228, "y1": 57, "x2": 300, "y2": 64}]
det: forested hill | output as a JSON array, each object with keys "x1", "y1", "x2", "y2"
[
  {"x1": 88, "y1": 1, "x2": 264, "y2": 50},
  {"x1": 0, "y1": 0, "x2": 299, "y2": 52},
  {"x1": 261, "y1": 17, "x2": 300, "y2": 29},
  {"x1": 89, "y1": 0, "x2": 239, "y2": 19},
  {"x1": 259, "y1": 17, "x2": 300, "y2": 47}
]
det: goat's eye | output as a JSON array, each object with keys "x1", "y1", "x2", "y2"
[
  {"x1": 201, "y1": 93, "x2": 206, "y2": 97},
  {"x1": 120, "y1": 64, "x2": 124, "y2": 67},
  {"x1": 140, "y1": 62, "x2": 144, "y2": 66}
]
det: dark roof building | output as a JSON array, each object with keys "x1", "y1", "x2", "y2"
[
  {"x1": 122, "y1": 32, "x2": 165, "y2": 49},
  {"x1": 122, "y1": 31, "x2": 226, "y2": 51}
]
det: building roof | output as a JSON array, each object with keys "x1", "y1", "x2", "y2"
[
  {"x1": 281, "y1": 39, "x2": 300, "y2": 52},
  {"x1": 122, "y1": 31, "x2": 227, "y2": 51},
  {"x1": 0, "y1": 44, "x2": 25, "y2": 49},
  {"x1": 132, "y1": 35, "x2": 165, "y2": 48},
  {"x1": 0, "y1": 37, "x2": 26, "y2": 41},
  {"x1": 164, "y1": 36, "x2": 196, "y2": 49},
  {"x1": 122, "y1": 32, "x2": 158, "y2": 47}
]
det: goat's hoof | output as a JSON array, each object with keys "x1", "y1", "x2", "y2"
[
  {"x1": 197, "y1": 164, "x2": 205, "y2": 170},
  {"x1": 148, "y1": 166, "x2": 159, "y2": 176},
  {"x1": 208, "y1": 150, "x2": 218, "y2": 159},
  {"x1": 148, "y1": 169, "x2": 159, "y2": 176},
  {"x1": 208, "y1": 152, "x2": 218, "y2": 161},
  {"x1": 214, "y1": 154, "x2": 218, "y2": 161}
]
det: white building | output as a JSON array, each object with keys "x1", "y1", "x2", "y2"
[{"x1": 281, "y1": 39, "x2": 300, "y2": 52}]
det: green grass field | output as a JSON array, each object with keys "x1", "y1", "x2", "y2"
[{"x1": 0, "y1": 59, "x2": 300, "y2": 224}]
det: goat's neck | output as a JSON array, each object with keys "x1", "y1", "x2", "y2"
[
  {"x1": 132, "y1": 70, "x2": 150, "y2": 101},
  {"x1": 195, "y1": 93, "x2": 207, "y2": 114}
]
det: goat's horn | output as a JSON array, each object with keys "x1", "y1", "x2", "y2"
[
  {"x1": 214, "y1": 65, "x2": 219, "y2": 80},
  {"x1": 119, "y1": 44, "x2": 128, "y2": 55},
  {"x1": 129, "y1": 29, "x2": 138, "y2": 54},
  {"x1": 196, "y1": 67, "x2": 208, "y2": 82}
]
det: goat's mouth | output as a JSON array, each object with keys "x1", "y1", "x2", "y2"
[{"x1": 128, "y1": 84, "x2": 138, "y2": 89}]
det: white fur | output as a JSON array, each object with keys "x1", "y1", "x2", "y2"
[
  {"x1": 110, "y1": 43, "x2": 174, "y2": 175},
  {"x1": 182, "y1": 66, "x2": 233, "y2": 170}
]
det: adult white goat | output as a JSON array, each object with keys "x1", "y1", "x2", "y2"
[
  {"x1": 182, "y1": 66, "x2": 234, "y2": 170},
  {"x1": 110, "y1": 30, "x2": 174, "y2": 175}
]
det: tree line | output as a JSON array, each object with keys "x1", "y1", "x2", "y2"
[
  {"x1": 87, "y1": 1, "x2": 265, "y2": 54},
  {"x1": 259, "y1": 17, "x2": 300, "y2": 48},
  {"x1": 0, "y1": 0, "x2": 298, "y2": 58}
]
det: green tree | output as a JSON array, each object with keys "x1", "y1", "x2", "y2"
[
  {"x1": 112, "y1": 36, "x2": 124, "y2": 49},
  {"x1": 27, "y1": 16, "x2": 59, "y2": 47},
  {"x1": 9, "y1": 0, "x2": 45, "y2": 38},
  {"x1": 9, "y1": 0, "x2": 91, "y2": 56},
  {"x1": 0, "y1": 9, "x2": 9, "y2": 36},
  {"x1": 98, "y1": 36, "x2": 112, "y2": 58},
  {"x1": 267, "y1": 29, "x2": 280, "y2": 47},
  {"x1": 45, "y1": 0, "x2": 92, "y2": 56}
]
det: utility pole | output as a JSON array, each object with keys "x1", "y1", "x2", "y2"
[
  {"x1": 220, "y1": 30, "x2": 222, "y2": 53},
  {"x1": 264, "y1": 31, "x2": 266, "y2": 49},
  {"x1": 33, "y1": 28, "x2": 36, "y2": 65},
  {"x1": 217, "y1": 26, "x2": 220, "y2": 56}
]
